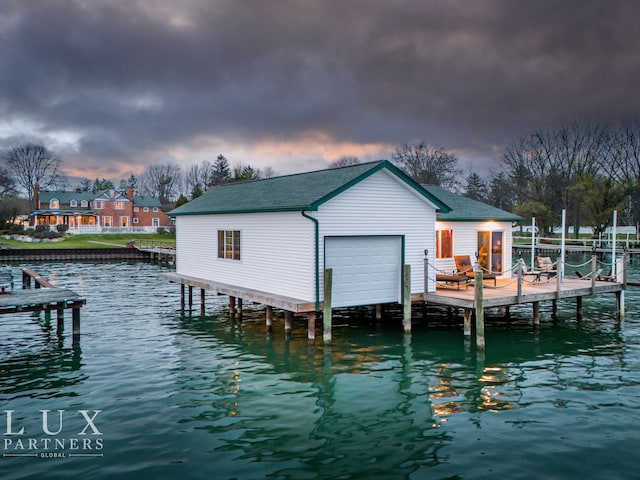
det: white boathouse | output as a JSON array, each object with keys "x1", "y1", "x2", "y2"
[{"x1": 167, "y1": 161, "x2": 449, "y2": 317}]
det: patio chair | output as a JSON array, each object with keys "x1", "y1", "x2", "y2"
[
  {"x1": 575, "y1": 269, "x2": 604, "y2": 280},
  {"x1": 435, "y1": 273, "x2": 471, "y2": 290},
  {"x1": 454, "y1": 255, "x2": 497, "y2": 286},
  {"x1": 535, "y1": 256, "x2": 557, "y2": 279},
  {"x1": 520, "y1": 263, "x2": 542, "y2": 283}
]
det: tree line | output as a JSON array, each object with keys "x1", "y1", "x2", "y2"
[
  {"x1": 2, "y1": 116, "x2": 640, "y2": 236},
  {"x1": 0, "y1": 147, "x2": 275, "y2": 223}
]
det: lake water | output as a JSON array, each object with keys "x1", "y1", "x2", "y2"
[{"x1": 1, "y1": 258, "x2": 640, "y2": 479}]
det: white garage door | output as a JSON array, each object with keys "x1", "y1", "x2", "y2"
[{"x1": 324, "y1": 236, "x2": 402, "y2": 308}]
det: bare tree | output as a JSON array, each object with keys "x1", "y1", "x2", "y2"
[
  {"x1": 262, "y1": 166, "x2": 277, "y2": 178},
  {"x1": 501, "y1": 121, "x2": 609, "y2": 236},
  {"x1": 392, "y1": 142, "x2": 460, "y2": 190},
  {"x1": 184, "y1": 161, "x2": 212, "y2": 195},
  {"x1": 3, "y1": 143, "x2": 61, "y2": 201},
  {"x1": 329, "y1": 156, "x2": 360, "y2": 168},
  {"x1": 139, "y1": 163, "x2": 183, "y2": 207}
]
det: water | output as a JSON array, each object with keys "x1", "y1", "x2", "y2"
[{"x1": 1, "y1": 259, "x2": 640, "y2": 479}]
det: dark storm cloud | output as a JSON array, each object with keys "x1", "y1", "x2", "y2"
[{"x1": 1, "y1": 0, "x2": 639, "y2": 174}]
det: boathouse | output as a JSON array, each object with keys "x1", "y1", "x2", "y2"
[
  {"x1": 423, "y1": 185, "x2": 522, "y2": 279},
  {"x1": 168, "y1": 161, "x2": 449, "y2": 313}
]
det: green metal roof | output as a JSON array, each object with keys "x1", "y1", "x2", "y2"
[
  {"x1": 169, "y1": 160, "x2": 450, "y2": 216},
  {"x1": 422, "y1": 185, "x2": 522, "y2": 222}
]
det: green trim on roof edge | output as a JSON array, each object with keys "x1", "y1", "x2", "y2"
[{"x1": 170, "y1": 160, "x2": 451, "y2": 216}]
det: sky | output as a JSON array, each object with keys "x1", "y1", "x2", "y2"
[{"x1": 1, "y1": 0, "x2": 640, "y2": 184}]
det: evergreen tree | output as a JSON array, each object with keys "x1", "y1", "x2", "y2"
[
  {"x1": 92, "y1": 178, "x2": 115, "y2": 193},
  {"x1": 230, "y1": 164, "x2": 260, "y2": 183},
  {"x1": 464, "y1": 172, "x2": 488, "y2": 201},
  {"x1": 119, "y1": 174, "x2": 139, "y2": 194},
  {"x1": 175, "y1": 193, "x2": 189, "y2": 208},
  {"x1": 191, "y1": 183, "x2": 204, "y2": 199},
  {"x1": 209, "y1": 155, "x2": 231, "y2": 186}
]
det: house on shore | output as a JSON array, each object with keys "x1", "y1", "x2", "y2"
[
  {"x1": 30, "y1": 185, "x2": 173, "y2": 233},
  {"x1": 169, "y1": 161, "x2": 450, "y2": 313}
]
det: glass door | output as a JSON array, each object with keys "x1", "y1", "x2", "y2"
[
  {"x1": 491, "y1": 231, "x2": 504, "y2": 274},
  {"x1": 477, "y1": 231, "x2": 504, "y2": 274}
]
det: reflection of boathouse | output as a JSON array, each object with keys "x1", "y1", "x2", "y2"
[{"x1": 172, "y1": 310, "x2": 625, "y2": 478}]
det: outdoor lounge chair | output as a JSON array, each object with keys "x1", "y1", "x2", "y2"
[
  {"x1": 520, "y1": 263, "x2": 542, "y2": 283},
  {"x1": 454, "y1": 255, "x2": 497, "y2": 286},
  {"x1": 535, "y1": 256, "x2": 557, "y2": 279},
  {"x1": 435, "y1": 273, "x2": 471, "y2": 290},
  {"x1": 575, "y1": 269, "x2": 604, "y2": 280}
]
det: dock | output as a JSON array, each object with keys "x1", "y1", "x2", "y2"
[
  {"x1": 0, "y1": 269, "x2": 86, "y2": 339},
  {"x1": 167, "y1": 255, "x2": 627, "y2": 351},
  {"x1": 132, "y1": 240, "x2": 176, "y2": 264}
]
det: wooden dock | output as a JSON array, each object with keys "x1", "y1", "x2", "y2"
[
  {"x1": 425, "y1": 276, "x2": 622, "y2": 315},
  {"x1": 167, "y1": 258, "x2": 626, "y2": 351},
  {"x1": 0, "y1": 269, "x2": 86, "y2": 339},
  {"x1": 133, "y1": 241, "x2": 176, "y2": 263}
]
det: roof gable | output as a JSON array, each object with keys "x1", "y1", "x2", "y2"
[
  {"x1": 170, "y1": 160, "x2": 450, "y2": 216},
  {"x1": 422, "y1": 185, "x2": 522, "y2": 222}
]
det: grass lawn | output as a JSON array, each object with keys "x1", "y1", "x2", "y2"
[{"x1": 0, "y1": 233, "x2": 176, "y2": 249}]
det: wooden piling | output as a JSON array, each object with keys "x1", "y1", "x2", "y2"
[
  {"x1": 265, "y1": 305, "x2": 273, "y2": 331},
  {"x1": 532, "y1": 302, "x2": 540, "y2": 325},
  {"x1": 403, "y1": 264, "x2": 411, "y2": 333},
  {"x1": 463, "y1": 308, "x2": 472, "y2": 337},
  {"x1": 616, "y1": 291, "x2": 625, "y2": 318},
  {"x1": 323, "y1": 268, "x2": 332, "y2": 342},
  {"x1": 516, "y1": 260, "x2": 523, "y2": 304},
  {"x1": 200, "y1": 289, "x2": 205, "y2": 313},
  {"x1": 72, "y1": 307, "x2": 80, "y2": 337},
  {"x1": 229, "y1": 296, "x2": 236, "y2": 315},
  {"x1": 57, "y1": 302, "x2": 64, "y2": 331},
  {"x1": 180, "y1": 283, "x2": 185, "y2": 310},
  {"x1": 591, "y1": 255, "x2": 597, "y2": 296},
  {"x1": 284, "y1": 311, "x2": 293, "y2": 332},
  {"x1": 237, "y1": 298, "x2": 243, "y2": 319},
  {"x1": 423, "y1": 255, "x2": 429, "y2": 295},
  {"x1": 474, "y1": 268, "x2": 485, "y2": 351},
  {"x1": 576, "y1": 296, "x2": 583, "y2": 320},
  {"x1": 308, "y1": 313, "x2": 316, "y2": 342},
  {"x1": 188, "y1": 286, "x2": 193, "y2": 309},
  {"x1": 375, "y1": 304, "x2": 383, "y2": 323}
]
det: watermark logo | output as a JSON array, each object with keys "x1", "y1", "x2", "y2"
[{"x1": 2, "y1": 410, "x2": 103, "y2": 459}]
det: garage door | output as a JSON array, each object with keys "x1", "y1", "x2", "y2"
[{"x1": 324, "y1": 236, "x2": 402, "y2": 308}]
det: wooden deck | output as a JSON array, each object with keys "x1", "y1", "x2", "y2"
[
  {"x1": 163, "y1": 272, "x2": 316, "y2": 312},
  {"x1": 0, "y1": 269, "x2": 86, "y2": 338},
  {"x1": 423, "y1": 276, "x2": 623, "y2": 309}
]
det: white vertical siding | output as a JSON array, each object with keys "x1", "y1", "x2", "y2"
[
  {"x1": 176, "y1": 212, "x2": 315, "y2": 301},
  {"x1": 434, "y1": 221, "x2": 514, "y2": 278},
  {"x1": 315, "y1": 169, "x2": 438, "y2": 295}
]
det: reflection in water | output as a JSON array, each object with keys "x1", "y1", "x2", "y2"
[
  {"x1": 0, "y1": 313, "x2": 84, "y2": 399},
  {"x1": 1, "y1": 259, "x2": 638, "y2": 480},
  {"x1": 171, "y1": 304, "x2": 628, "y2": 478}
]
